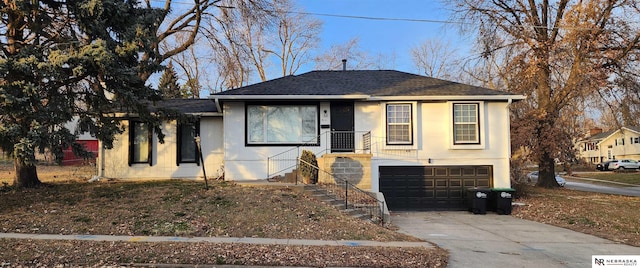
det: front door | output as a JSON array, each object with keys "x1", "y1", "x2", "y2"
[{"x1": 330, "y1": 102, "x2": 355, "y2": 152}]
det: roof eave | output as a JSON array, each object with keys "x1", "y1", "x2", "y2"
[
  {"x1": 110, "y1": 112, "x2": 222, "y2": 118},
  {"x1": 213, "y1": 94, "x2": 526, "y2": 101},
  {"x1": 367, "y1": 95, "x2": 526, "y2": 101},
  {"x1": 213, "y1": 94, "x2": 371, "y2": 100},
  {"x1": 621, "y1": 127, "x2": 640, "y2": 134}
]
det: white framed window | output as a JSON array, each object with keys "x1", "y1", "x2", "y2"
[
  {"x1": 453, "y1": 103, "x2": 480, "y2": 144},
  {"x1": 386, "y1": 103, "x2": 413, "y2": 145},
  {"x1": 247, "y1": 104, "x2": 318, "y2": 145}
]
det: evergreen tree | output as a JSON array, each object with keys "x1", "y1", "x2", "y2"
[
  {"x1": 0, "y1": 0, "x2": 168, "y2": 187},
  {"x1": 158, "y1": 62, "x2": 186, "y2": 98}
]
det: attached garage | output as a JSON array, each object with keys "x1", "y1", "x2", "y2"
[{"x1": 379, "y1": 166, "x2": 492, "y2": 211}]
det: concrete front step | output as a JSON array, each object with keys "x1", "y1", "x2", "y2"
[{"x1": 304, "y1": 186, "x2": 377, "y2": 221}]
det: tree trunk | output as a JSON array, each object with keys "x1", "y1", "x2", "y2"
[
  {"x1": 13, "y1": 158, "x2": 41, "y2": 188},
  {"x1": 536, "y1": 151, "x2": 559, "y2": 188}
]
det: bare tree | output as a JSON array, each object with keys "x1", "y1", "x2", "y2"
[
  {"x1": 165, "y1": 33, "x2": 208, "y2": 97},
  {"x1": 138, "y1": 0, "x2": 271, "y2": 84},
  {"x1": 266, "y1": 0, "x2": 322, "y2": 77},
  {"x1": 202, "y1": 0, "x2": 264, "y2": 89},
  {"x1": 138, "y1": 0, "x2": 219, "y2": 81},
  {"x1": 202, "y1": 0, "x2": 321, "y2": 89},
  {"x1": 411, "y1": 39, "x2": 461, "y2": 80},
  {"x1": 314, "y1": 37, "x2": 376, "y2": 70},
  {"x1": 448, "y1": 0, "x2": 640, "y2": 187},
  {"x1": 207, "y1": 13, "x2": 253, "y2": 89},
  {"x1": 598, "y1": 63, "x2": 640, "y2": 128}
]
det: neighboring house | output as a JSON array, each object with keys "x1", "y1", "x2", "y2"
[
  {"x1": 33, "y1": 117, "x2": 99, "y2": 165},
  {"x1": 61, "y1": 118, "x2": 99, "y2": 165},
  {"x1": 98, "y1": 70, "x2": 525, "y2": 211},
  {"x1": 577, "y1": 126, "x2": 640, "y2": 164}
]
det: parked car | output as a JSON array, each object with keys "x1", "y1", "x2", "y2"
[
  {"x1": 596, "y1": 161, "x2": 612, "y2": 171},
  {"x1": 607, "y1": 159, "x2": 640, "y2": 170},
  {"x1": 525, "y1": 171, "x2": 566, "y2": 187}
]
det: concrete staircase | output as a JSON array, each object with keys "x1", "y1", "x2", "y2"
[
  {"x1": 267, "y1": 167, "x2": 387, "y2": 224},
  {"x1": 267, "y1": 169, "x2": 298, "y2": 183},
  {"x1": 303, "y1": 185, "x2": 375, "y2": 222}
]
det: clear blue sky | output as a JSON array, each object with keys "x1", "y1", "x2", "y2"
[{"x1": 296, "y1": 0, "x2": 474, "y2": 74}]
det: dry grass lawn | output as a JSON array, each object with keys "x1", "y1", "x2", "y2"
[
  {"x1": 0, "y1": 163, "x2": 447, "y2": 267},
  {"x1": 512, "y1": 184, "x2": 640, "y2": 247},
  {"x1": 1, "y1": 163, "x2": 639, "y2": 266}
]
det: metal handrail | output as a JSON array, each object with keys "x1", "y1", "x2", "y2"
[
  {"x1": 267, "y1": 131, "x2": 371, "y2": 179},
  {"x1": 299, "y1": 158, "x2": 385, "y2": 224}
]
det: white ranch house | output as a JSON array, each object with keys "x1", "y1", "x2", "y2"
[{"x1": 98, "y1": 70, "x2": 525, "y2": 211}]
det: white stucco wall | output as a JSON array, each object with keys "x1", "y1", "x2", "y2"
[
  {"x1": 222, "y1": 102, "x2": 327, "y2": 180},
  {"x1": 98, "y1": 117, "x2": 224, "y2": 180},
  {"x1": 222, "y1": 100, "x2": 513, "y2": 189},
  {"x1": 355, "y1": 101, "x2": 512, "y2": 190}
]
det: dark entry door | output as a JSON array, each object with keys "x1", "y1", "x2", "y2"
[{"x1": 330, "y1": 102, "x2": 355, "y2": 152}]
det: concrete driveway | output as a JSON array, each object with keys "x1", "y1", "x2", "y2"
[{"x1": 391, "y1": 211, "x2": 639, "y2": 268}]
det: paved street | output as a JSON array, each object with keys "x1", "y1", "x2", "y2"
[
  {"x1": 564, "y1": 174, "x2": 640, "y2": 196},
  {"x1": 565, "y1": 180, "x2": 640, "y2": 196}
]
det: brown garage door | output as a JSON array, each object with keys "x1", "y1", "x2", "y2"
[{"x1": 379, "y1": 166, "x2": 492, "y2": 211}]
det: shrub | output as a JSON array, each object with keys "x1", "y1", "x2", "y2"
[{"x1": 299, "y1": 150, "x2": 318, "y2": 184}]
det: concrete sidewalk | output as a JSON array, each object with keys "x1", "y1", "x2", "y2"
[
  {"x1": 0, "y1": 232, "x2": 434, "y2": 248},
  {"x1": 392, "y1": 211, "x2": 639, "y2": 268}
]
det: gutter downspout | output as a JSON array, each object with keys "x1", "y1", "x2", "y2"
[
  {"x1": 214, "y1": 98, "x2": 222, "y2": 114},
  {"x1": 100, "y1": 141, "x2": 105, "y2": 177},
  {"x1": 506, "y1": 98, "x2": 513, "y2": 187}
]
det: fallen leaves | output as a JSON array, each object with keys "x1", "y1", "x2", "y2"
[
  {"x1": 0, "y1": 239, "x2": 448, "y2": 267},
  {"x1": 0, "y1": 165, "x2": 447, "y2": 267},
  {"x1": 512, "y1": 185, "x2": 640, "y2": 247}
]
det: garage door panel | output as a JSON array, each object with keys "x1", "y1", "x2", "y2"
[
  {"x1": 449, "y1": 189, "x2": 463, "y2": 198},
  {"x1": 435, "y1": 179, "x2": 448, "y2": 187},
  {"x1": 463, "y1": 179, "x2": 477, "y2": 187},
  {"x1": 477, "y1": 167, "x2": 490, "y2": 176},
  {"x1": 435, "y1": 189, "x2": 449, "y2": 198},
  {"x1": 423, "y1": 180, "x2": 434, "y2": 187},
  {"x1": 420, "y1": 190, "x2": 435, "y2": 198},
  {"x1": 476, "y1": 179, "x2": 491, "y2": 187},
  {"x1": 379, "y1": 165, "x2": 493, "y2": 211},
  {"x1": 434, "y1": 168, "x2": 447, "y2": 176}
]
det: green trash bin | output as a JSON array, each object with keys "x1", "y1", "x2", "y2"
[
  {"x1": 466, "y1": 187, "x2": 490, "y2": 214},
  {"x1": 491, "y1": 188, "x2": 515, "y2": 215}
]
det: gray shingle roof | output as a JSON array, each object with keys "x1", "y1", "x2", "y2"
[
  {"x1": 625, "y1": 126, "x2": 640, "y2": 133},
  {"x1": 587, "y1": 130, "x2": 616, "y2": 141},
  {"x1": 214, "y1": 70, "x2": 521, "y2": 97},
  {"x1": 148, "y1": 99, "x2": 218, "y2": 114}
]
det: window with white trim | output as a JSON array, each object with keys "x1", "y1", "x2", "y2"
[
  {"x1": 247, "y1": 105, "x2": 318, "y2": 144},
  {"x1": 453, "y1": 103, "x2": 480, "y2": 144},
  {"x1": 386, "y1": 103, "x2": 412, "y2": 144}
]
